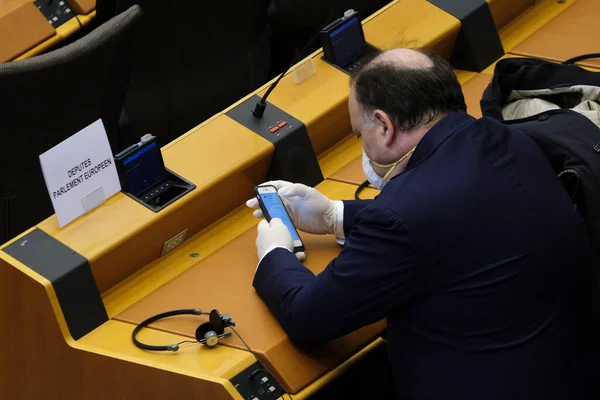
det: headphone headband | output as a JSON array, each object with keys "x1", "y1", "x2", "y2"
[{"x1": 132, "y1": 308, "x2": 233, "y2": 352}]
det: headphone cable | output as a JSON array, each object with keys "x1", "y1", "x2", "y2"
[
  {"x1": 229, "y1": 325, "x2": 293, "y2": 400},
  {"x1": 355, "y1": 180, "x2": 370, "y2": 200}
]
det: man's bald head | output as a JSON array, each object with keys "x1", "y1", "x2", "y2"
[
  {"x1": 369, "y1": 48, "x2": 434, "y2": 70},
  {"x1": 350, "y1": 48, "x2": 466, "y2": 132}
]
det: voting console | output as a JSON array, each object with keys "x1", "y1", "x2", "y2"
[{"x1": 0, "y1": 1, "x2": 547, "y2": 398}]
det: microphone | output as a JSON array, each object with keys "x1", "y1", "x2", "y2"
[{"x1": 251, "y1": 23, "x2": 329, "y2": 119}]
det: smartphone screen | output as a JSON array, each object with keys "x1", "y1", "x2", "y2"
[{"x1": 255, "y1": 185, "x2": 304, "y2": 251}]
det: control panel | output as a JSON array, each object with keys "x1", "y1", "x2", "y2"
[
  {"x1": 34, "y1": 0, "x2": 75, "y2": 28},
  {"x1": 231, "y1": 362, "x2": 286, "y2": 400}
]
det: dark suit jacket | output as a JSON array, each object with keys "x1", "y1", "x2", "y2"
[{"x1": 254, "y1": 111, "x2": 600, "y2": 399}]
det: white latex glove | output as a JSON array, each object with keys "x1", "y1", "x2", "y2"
[
  {"x1": 246, "y1": 181, "x2": 338, "y2": 235},
  {"x1": 256, "y1": 218, "x2": 305, "y2": 262}
]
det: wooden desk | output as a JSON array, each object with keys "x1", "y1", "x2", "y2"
[
  {"x1": 253, "y1": 0, "x2": 462, "y2": 158},
  {"x1": 0, "y1": 0, "x2": 96, "y2": 62},
  {"x1": 37, "y1": 115, "x2": 273, "y2": 294},
  {"x1": 105, "y1": 181, "x2": 383, "y2": 396},
  {"x1": 494, "y1": 0, "x2": 578, "y2": 52},
  {"x1": 0, "y1": 180, "x2": 381, "y2": 399},
  {"x1": 329, "y1": 156, "x2": 369, "y2": 188},
  {"x1": 0, "y1": 1, "x2": 542, "y2": 399},
  {"x1": 0, "y1": 0, "x2": 54, "y2": 62},
  {"x1": 510, "y1": 0, "x2": 599, "y2": 68},
  {"x1": 116, "y1": 224, "x2": 385, "y2": 394},
  {"x1": 487, "y1": 0, "x2": 534, "y2": 31}
]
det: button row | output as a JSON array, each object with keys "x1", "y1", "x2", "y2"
[{"x1": 268, "y1": 121, "x2": 288, "y2": 133}]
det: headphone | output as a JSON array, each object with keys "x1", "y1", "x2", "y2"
[{"x1": 132, "y1": 308, "x2": 235, "y2": 351}]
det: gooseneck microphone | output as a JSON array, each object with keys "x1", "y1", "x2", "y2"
[{"x1": 251, "y1": 23, "x2": 330, "y2": 119}]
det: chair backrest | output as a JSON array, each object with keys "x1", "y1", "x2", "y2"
[
  {"x1": 95, "y1": 0, "x2": 272, "y2": 146},
  {"x1": 0, "y1": 5, "x2": 142, "y2": 245}
]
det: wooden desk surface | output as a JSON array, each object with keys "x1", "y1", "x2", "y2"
[
  {"x1": 510, "y1": 0, "x2": 599, "y2": 68},
  {"x1": 107, "y1": 180, "x2": 382, "y2": 394},
  {"x1": 37, "y1": 115, "x2": 273, "y2": 294},
  {"x1": 498, "y1": 0, "x2": 578, "y2": 52},
  {"x1": 328, "y1": 156, "x2": 368, "y2": 188},
  {"x1": 0, "y1": 2, "x2": 551, "y2": 398},
  {"x1": 486, "y1": 0, "x2": 534, "y2": 31},
  {"x1": 115, "y1": 227, "x2": 386, "y2": 394}
]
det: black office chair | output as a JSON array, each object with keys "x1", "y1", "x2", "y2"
[
  {"x1": 0, "y1": 5, "x2": 142, "y2": 245},
  {"x1": 95, "y1": 0, "x2": 272, "y2": 147}
]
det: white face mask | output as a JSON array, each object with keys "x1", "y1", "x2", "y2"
[
  {"x1": 362, "y1": 151, "x2": 386, "y2": 190},
  {"x1": 361, "y1": 147, "x2": 416, "y2": 190}
]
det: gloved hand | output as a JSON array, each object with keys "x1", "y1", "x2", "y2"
[
  {"x1": 246, "y1": 181, "x2": 338, "y2": 235},
  {"x1": 256, "y1": 218, "x2": 305, "y2": 261}
]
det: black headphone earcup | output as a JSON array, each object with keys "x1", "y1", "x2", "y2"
[
  {"x1": 208, "y1": 309, "x2": 225, "y2": 334},
  {"x1": 195, "y1": 322, "x2": 213, "y2": 342}
]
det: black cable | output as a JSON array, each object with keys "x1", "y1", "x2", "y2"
[
  {"x1": 563, "y1": 53, "x2": 600, "y2": 65},
  {"x1": 252, "y1": 21, "x2": 329, "y2": 118},
  {"x1": 355, "y1": 180, "x2": 370, "y2": 200},
  {"x1": 132, "y1": 309, "x2": 206, "y2": 351},
  {"x1": 229, "y1": 325, "x2": 293, "y2": 400}
]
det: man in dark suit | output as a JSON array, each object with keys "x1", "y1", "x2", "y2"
[{"x1": 247, "y1": 49, "x2": 599, "y2": 399}]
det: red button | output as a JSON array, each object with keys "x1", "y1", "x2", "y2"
[
  {"x1": 269, "y1": 126, "x2": 280, "y2": 133},
  {"x1": 277, "y1": 121, "x2": 288, "y2": 128}
]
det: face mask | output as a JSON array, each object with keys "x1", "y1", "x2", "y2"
[{"x1": 361, "y1": 147, "x2": 416, "y2": 190}]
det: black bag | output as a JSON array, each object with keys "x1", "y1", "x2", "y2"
[{"x1": 481, "y1": 57, "x2": 600, "y2": 255}]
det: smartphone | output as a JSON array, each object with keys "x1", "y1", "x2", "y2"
[{"x1": 254, "y1": 185, "x2": 305, "y2": 253}]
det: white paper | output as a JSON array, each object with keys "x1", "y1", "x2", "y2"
[{"x1": 39, "y1": 119, "x2": 121, "y2": 227}]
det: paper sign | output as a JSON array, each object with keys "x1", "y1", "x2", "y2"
[{"x1": 39, "y1": 119, "x2": 121, "y2": 227}]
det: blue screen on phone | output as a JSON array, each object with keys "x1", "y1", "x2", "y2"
[{"x1": 260, "y1": 192, "x2": 301, "y2": 241}]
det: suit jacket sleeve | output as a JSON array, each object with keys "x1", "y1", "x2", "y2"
[
  {"x1": 253, "y1": 204, "x2": 423, "y2": 346},
  {"x1": 342, "y1": 200, "x2": 371, "y2": 237}
]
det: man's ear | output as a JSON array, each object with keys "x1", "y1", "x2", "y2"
[{"x1": 373, "y1": 110, "x2": 396, "y2": 146}]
